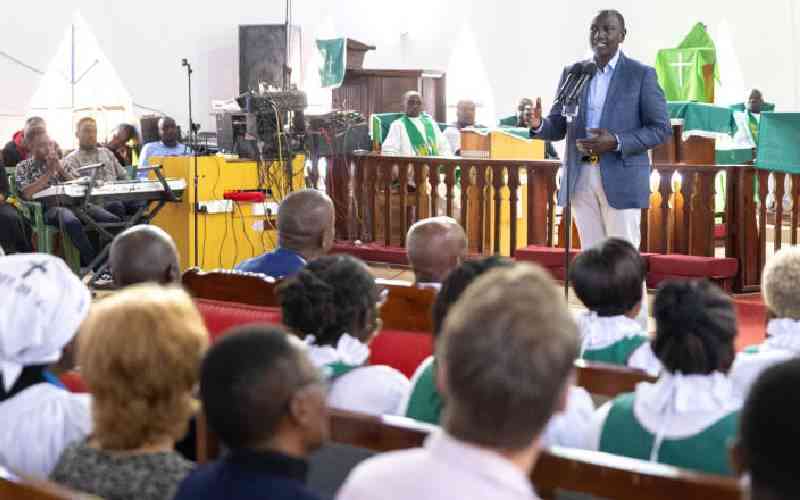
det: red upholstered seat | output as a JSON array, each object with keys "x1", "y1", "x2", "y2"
[
  {"x1": 368, "y1": 329, "x2": 434, "y2": 378},
  {"x1": 331, "y1": 242, "x2": 409, "y2": 265},
  {"x1": 195, "y1": 298, "x2": 282, "y2": 342},
  {"x1": 714, "y1": 224, "x2": 727, "y2": 239},
  {"x1": 646, "y1": 254, "x2": 738, "y2": 289},
  {"x1": 515, "y1": 245, "x2": 580, "y2": 267}
]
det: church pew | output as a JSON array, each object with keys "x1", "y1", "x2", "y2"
[
  {"x1": 181, "y1": 269, "x2": 435, "y2": 332},
  {"x1": 197, "y1": 408, "x2": 741, "y2": 500},
  {"x1": 574, "y1": 359, "x2": 657, "y2": 398},
  {"x1": 182, "y1": 267, "x2": 279, "y2": 307},
  {"x1": 0, "y1": 477, "x2": 89, "y2": 500}
]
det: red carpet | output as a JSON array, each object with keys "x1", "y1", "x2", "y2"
[{"x1": 734, "y1": 294, "x2": 767, "y2": 351}]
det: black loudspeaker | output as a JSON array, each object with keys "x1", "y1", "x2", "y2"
[
  {"x1": 238, "y1": 24, "x2": 302, "y2": 94},
  {"x1": 140, "y1": 115, "x2": 161, "y2": 145}
]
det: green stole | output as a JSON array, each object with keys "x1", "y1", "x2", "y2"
[
  {"x1": 404, "y1": 358, "x2": 443, "y2": 425},
  {"x1": 324, "y1": 361, "x2": 360, "y2": 380},
  {"x1": 747, "y1": 111, "x2": 760, "y2": 145},
  {"x1": 582, "y1": 335, "x2": 649, "y2": 366},
  {"x1": 402, "y1": 114, "x2": 439, "y2": 156},
  {"x1": 599, "y1": 393, "x2": 739, "y2": 476}
]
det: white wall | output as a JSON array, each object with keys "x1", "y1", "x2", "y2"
[{"x1": 1, "y1": 0, "x2": 798, "y2": 145}]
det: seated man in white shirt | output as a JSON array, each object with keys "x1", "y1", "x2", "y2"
[
  {"x1": 405, "y1": 216, "x2": 466, "y2": 288},
  {"x1": 444, "y1": 100, "x2": 481, "y2": 155},
  {"x1": 381, "y1": 91, "x2": 452, "y2": 158},
  {"x1": 337, "y1": 264, "x2": 581, "y2": 500}
]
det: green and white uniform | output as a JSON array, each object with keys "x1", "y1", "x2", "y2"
[
  {"x1": 731, "y1": 318, "x2": 800, "y2": 399},
  {"x1": 576, "y1": 311, "x2": 662, "y2": 376},
  {"x1": 306, "y1": 333, "x2": 410, "y2": 416},
  {"x1": 585, "y1": 372, "x2": 742, "y2": 476}
]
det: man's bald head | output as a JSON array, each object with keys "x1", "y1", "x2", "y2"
[
  {"x1": 109, "y1": 225, "x2": 180, "y2": 287},
  {"x1": 277, "y1": 189, "x2": 335, "y2": 259},
  {"x1": 403, "y1": 91, "x2": 423, "y2": 118},
  {"x1": 456, "y1": 100, "x2": 476, "y2": 128},
  {"x1": 406, "y1": 216, "x2": 467, "y2": 284}
]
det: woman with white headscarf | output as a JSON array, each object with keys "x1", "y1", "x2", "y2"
[{"x1": 0, "y1": 254, "x2": 92, "y2": 478}]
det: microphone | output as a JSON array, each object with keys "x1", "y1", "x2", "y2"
[
  {"x1": 555, "y1": 63, "x2": 584, "y2": 105},
  {"x1": 564, "y1": 62, "x2": 597, "y2": 104}
]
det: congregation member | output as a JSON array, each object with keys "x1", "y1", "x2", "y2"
[
  {"x1": 406, "y1": 216, "x2": 467, "y2": 287},
  {"x1": 731, "y1": 246, "x2": 800, "y2": 398},
  {"x1": 401, "y1": 257, "x2": 594, "y2": 449},
  {"x1": 585, "y1": 280, "x2": 741, "y2": 476},
  {"x1": 279, "y1": 255, "x2": 409, "y2": 415},
  {"x1": 237, "y1": 189, "x2": 335, "y2": 279},
  {"x1": 0, "y1": 151, "x2": 30, "y2": 254},
  {"x1": 109, "y1": 224, "x2": 180, "y2": 287},
  {"x1": 15, "y1": 128, "x2": 121, "y2": 268},
  {"x1": 0, "y1": 254, "x2": 92, "y2": 478},
  {"x1": 338, "y1": 264, "x2": 580, "y2": 500},
  {"x1": 175, "y1": 325, "x2": 327, "y2": 500},
  {"x1": 62, "y1": 117, "x2": 130, "y2": 218},
  {"x1": 137, "y1": 117, "x2": 191, "y2": 180},
  {"x1": 444, "y1": 99, "x2": 481, "y2": 155},
  {"x1": 51, "y1": 285, "x2": 208, "y2": 500},
  {"x1": 105, "y1": 123, "x2": 140, "y2": 167},
  {"x1": 382, "y1": 91, "x2": 452, "y2": 157},
  {"x1": 2, "y1": 116, "x2": 55, "y2": 167},
  {"x1": 732, "y1": 358, "x2": 800, "y2": 500},
  {"x1": 570, "y1": 237, "x2": 661, "y2": 375}
]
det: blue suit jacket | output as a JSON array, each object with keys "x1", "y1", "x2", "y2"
[{"x1": 534, "y1": 52, "x2": 670, "y2": 209}]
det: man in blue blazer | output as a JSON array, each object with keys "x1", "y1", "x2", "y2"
[{"x1": 530, "y1": 9, "x2": 670, "y2": 250}]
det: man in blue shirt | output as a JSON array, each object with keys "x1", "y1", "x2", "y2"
[
  {"x1": 174, "y1": 325, "x2": 327, "y2": 500},
  {"x1": 236, "y1": 189, "x2": 334, "y2": 278},
  {"x1": 530, "y1": 9, "x2": 669, "y2": 250},
  {"x1": 137, "y1": 116, "x2": 191, "y2": 180}
]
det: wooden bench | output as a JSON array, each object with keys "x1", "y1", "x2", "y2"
[
  {"x1": 575, "y1": 359, "x2": 657, "y2": 398},
  {"x1": 181, "y1": 269, "x2": 435, "y2": 332},
  {"x1": 198, "y1": 408, "x2": 741, "y2": 500}
]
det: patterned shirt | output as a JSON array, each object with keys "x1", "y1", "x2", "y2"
[
  {"x1": 51, "y1": 440, "x2": 193, "y2": 500},
  {"x1": 14, "y1": 158, "x2": 78, "y2": 196},
  {"x1": 62, "y1": 146, "x2": 128, "y2": 182}
]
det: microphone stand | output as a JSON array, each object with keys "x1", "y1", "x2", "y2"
[
  {"x1": 182, "y1": 58, "x2": 200, "y2": 268},
  {"x1": 561, "y1": 101, "x2": 579, "y2": 300}
]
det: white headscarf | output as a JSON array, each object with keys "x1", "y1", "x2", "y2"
[{"x1": 0, "y1": 254, "x2": 91, "y2": 392}]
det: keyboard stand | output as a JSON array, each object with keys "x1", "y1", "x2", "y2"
[{"x1": 76, "y1": 165, "x2": 176, "y2": 282}]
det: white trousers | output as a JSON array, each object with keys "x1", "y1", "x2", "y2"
[{"x1": 570, "y1": 165, "x2": 649, "y2": 330}]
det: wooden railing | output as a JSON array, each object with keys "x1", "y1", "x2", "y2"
[{"x1": 331, "y1": 152, "x2": 800, "y2": 292}]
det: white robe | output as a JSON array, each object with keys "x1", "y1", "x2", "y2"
[
  {"x1": 381, "y1": 116, "x2": 453, "y2": 157},
  {"x1": 730, "y1": 318, "x2": 800, "y2": 399},
  {"x1": 0, "y1": 384, "x2": 91, "y2": 479},
  {"x1": 306, "y1": 334, "x2": 410, "y2": 416}
]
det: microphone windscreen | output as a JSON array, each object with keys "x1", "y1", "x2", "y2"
[
  {"x1": 582, "y1": 62, "x2": 598, "y2": 76},
  {"x1": 569, "y1": 62, "x2": 584, "y2": 75}
]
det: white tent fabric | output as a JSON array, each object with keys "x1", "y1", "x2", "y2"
[{"x1": 28, "y1": 11, "x2": 134, "y2": 149}]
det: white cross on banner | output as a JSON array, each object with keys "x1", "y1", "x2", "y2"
[{"x1": 669, "y1": 52, "x2": 693, "y2": 88}]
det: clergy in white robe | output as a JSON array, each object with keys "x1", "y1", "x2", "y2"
[
  {"x1": 381, "y1": 91, "x2": 452, "y2": 158},
  {"x1": 0, "y1": 254, "x2": 92, "y2": 478}
]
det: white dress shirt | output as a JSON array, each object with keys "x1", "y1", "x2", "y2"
[
  {"x1": 0, "y1": 384, "x2": 92, "y2": 478},
  {"x1": 337, "y1": 430, "x2": 540, "y2": 500}
]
